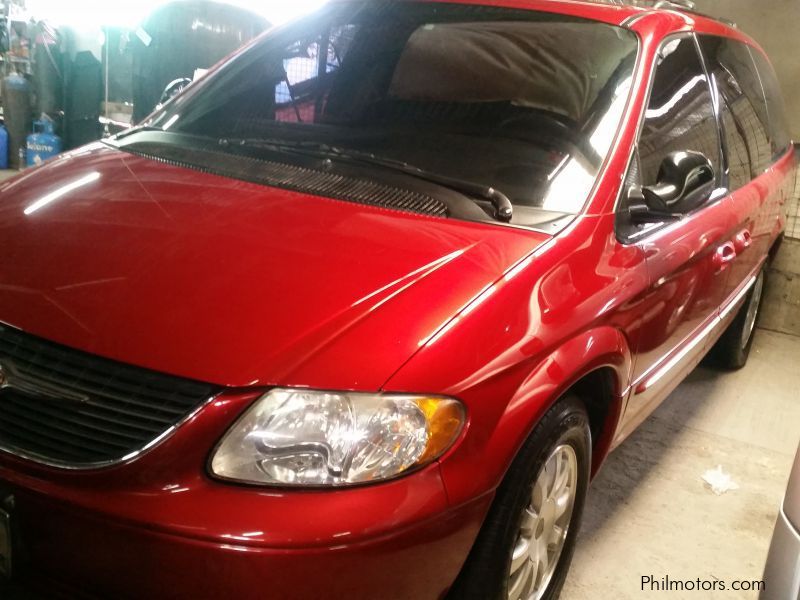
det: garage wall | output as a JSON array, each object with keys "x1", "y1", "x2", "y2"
[
  {"x1": 691, "y1": 0, "x2": 800, "y2": 239},
  {"x1": 790, "y1": 171, "x2": 800, "y2": 240}
]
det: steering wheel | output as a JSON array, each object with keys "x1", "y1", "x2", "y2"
[{"x1": 494, "y1": 111, "x2": 576, "y2": 143}]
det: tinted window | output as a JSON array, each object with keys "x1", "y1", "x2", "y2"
[
  {"x1": 699, "y1": 36, "x2": 753, "y2": 190},
  {"x1": 638, "y1": 36, "x2": 721, "y2": 189},
  {"x1": 142, "y1": 2, "x2": 638, "y2": 219},
  {"x1": 700, "y1": 36, "x2": 773, "y2": 175},
  {"x1": 749, "y1": 48, "x2": 791, "y2": 157},
  {"x1": 719, "y1": 98, "x2": 752, "y2": 191}
]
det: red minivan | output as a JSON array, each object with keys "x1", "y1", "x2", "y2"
[{"x1": 0, "y1": 1, "x2": 794, "y2": 598}]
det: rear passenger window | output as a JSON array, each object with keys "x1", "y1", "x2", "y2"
[
  {"x1": 638, "y1": 36, "x2": 721, "y2": 191},
  {"x1": 749, "y1": 49, "x2": 791, "y2": 157}
]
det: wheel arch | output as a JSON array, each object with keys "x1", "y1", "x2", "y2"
[
  {"x1": 438, "y1": 325, "x2": 632, "y2": 506},
  {"x1": 443, "y1": 330, "x2": 631, "y2": 598},
  {"x1": 566, "y1": 366, "x2": 622, "y2": 478},
  {"x1": 503, "y1": 326, "x2": 631, "y2": 480}
]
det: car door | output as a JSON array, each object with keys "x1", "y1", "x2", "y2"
[
  {"x1": 615, "y1": 35, "x2": 737, "y2": 437},
  {"x1": 698, "y1": 36, "x2": 792, "y2": 316}
]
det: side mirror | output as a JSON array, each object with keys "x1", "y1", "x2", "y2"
[{"x1": 628, "y1": 151, "x2": 715, "y2": 223}]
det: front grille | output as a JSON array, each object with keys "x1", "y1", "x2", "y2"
[{"x1": 0, "y1": 323, "x2": 220, "y2": 467}]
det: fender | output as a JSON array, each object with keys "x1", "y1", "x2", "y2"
[
  {"x1": 382, "y1": 214, "x2": 646, "y2": 508},
  {"x1": 435, "y1": 325, "x2": 632, "y2": 508}
]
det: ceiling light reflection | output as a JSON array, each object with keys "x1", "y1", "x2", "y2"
[
  {"x1": 590, "y1": 75, "x2": 632, "y2": 152},
  {"x1": 541, "y1": 159, "x2": 594, "y2": 213},
  {"x1": 646, "y1": 74, "x2": 705, "y2": 119},
  {"x1": 161, "y1": 114, "x2": 180, "y2": 130},
  {"x1": 24, "y1": 171, "x2": 101, "y2": 215}
]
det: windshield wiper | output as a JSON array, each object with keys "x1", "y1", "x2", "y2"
[{"x1": 218, "y1": 137, "x2": 513, "y2": 223}]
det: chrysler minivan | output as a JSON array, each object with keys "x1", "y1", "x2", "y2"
[{"x1": 0, "y1": 1, "x2": 794, "y2": 598}]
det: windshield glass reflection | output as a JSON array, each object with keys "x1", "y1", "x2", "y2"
[{"x1": 145, "y1": 2, "x2": 639, "y2": 219}]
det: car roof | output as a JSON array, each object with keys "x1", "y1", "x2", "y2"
[
  {"x1": 326, "y1": 0, "x2": 645, "y2": 26},
  {"x1": 331, "y1": 0, "x2": 753, "y2": 43}
]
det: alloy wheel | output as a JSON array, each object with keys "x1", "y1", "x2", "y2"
[{"x1": 508, "y1": 444, "x2": 578, "y2": 600}]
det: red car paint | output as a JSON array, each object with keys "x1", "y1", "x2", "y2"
[{"x1": 0, "y1": 1, "x2": 793, "y2": 598}]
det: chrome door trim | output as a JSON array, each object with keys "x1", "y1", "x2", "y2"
[
  {"x1": 632, "y1": 271, "x2": 757, "y2": 395},
  {"x1": 634, "y1": 311, "x2": 719, "y2": 395},
  {"x1": 720, "y1": 268, "x2": 761, "y2": 320}
]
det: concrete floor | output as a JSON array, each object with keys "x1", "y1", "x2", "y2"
[{"x1": 563, "y1": 240, "x2": 800, "y2": 600}]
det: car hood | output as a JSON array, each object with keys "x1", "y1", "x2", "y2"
[{"x1": 0, "y1": 144, "x2": 549, "y2": 389}]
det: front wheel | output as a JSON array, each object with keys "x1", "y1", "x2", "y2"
[{"x1": 449, "y1": 396, "x2": 591, "y2": 600}]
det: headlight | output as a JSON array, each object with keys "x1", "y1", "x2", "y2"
[{"x1": 210, "y1": 388, "x2": 466, "y2": 487}]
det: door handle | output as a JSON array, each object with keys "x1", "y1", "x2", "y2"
[
  {"x1": 713, "y1": 242, "x2": 737, "y2": 270},
  {"x1": 733, "y1": 229, "x2": 752, "y2": 253}
]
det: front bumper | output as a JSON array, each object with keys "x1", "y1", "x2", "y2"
[
  {"x1": 0, "y1": 390, "x2": 491, "y2": 599},
  {"x1": 0, "y1": 471, "x2": 490, "y2": 599},
  {"x1": 761, "y1": 506, "x2": 800, "y2": 600}
]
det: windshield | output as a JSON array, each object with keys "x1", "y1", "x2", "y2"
[{"x1": 141, "y1": 2, "x2": 638, "y2": 223}]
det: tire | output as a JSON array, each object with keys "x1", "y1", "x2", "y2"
[
  {"x1": 448, "y1": 396, "x2": 591, "y2": 600},
  {"x1": 710, "y1": 268, "x2": 766, "y2": 370}
]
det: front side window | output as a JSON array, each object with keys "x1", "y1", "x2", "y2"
[
  {"x1": 637, "y1": 36, "x2": 721, "y2": 189},
  {"x1": 616, "y1": 36, "x2": 721, "y2": 241},
  {"x1": 137, "y1": 2, "x2": 638, "y2": 225},
  {"x1": 699, "y1": 36, "x2": 754, "y2": 191}
]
